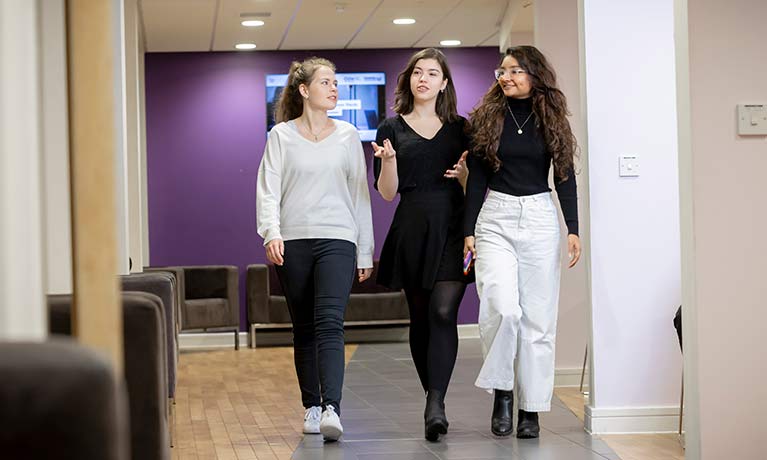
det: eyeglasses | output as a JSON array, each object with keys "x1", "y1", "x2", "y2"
[{"x1": 494, "y1": 68, "x2": 528, "y2": 80}]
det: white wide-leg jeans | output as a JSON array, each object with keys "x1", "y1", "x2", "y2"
[{"x1": 473, "y1": 190, "x2": 562, "y2": 412}]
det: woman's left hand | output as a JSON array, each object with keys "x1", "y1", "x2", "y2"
[
  {"x1": 358, "y1": 268, "x2": 373, "y2": 282},
  {"x1": 444, "y1": 150, "x2": 469, "y2": 188},
  {"x1": 568, "y1": 234, "x2": 582, "y2": 268}
]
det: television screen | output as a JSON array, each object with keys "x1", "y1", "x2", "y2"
[{"x1": 266, "y1": 72, "x2": 386, "y2": 141}]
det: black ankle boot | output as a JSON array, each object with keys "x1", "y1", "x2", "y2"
[
  {"x1": 424, "y1": 390, "x2": 448, "y2": 442},
  {"x1": 491, "y1": 389, "x2": 513, "y2": 436},
  {"x1": 516, "y1": 409, "x2": 540, "y2": 438}
]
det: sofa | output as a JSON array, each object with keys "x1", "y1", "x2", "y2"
[
  {"x1": 48, "y1": 292, "x2": 170, "y2": 460},
  {"x1": 246, "y1": 261, "x2": 409, "y2": 347}
]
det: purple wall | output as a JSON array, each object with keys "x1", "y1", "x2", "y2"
[{"x1": 145, "y1": 47, "x2": 501, "y2": 328}]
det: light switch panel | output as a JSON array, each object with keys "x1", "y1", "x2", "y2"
[
  {"x1": 738, "y1": 104, "x2": 767, "y2": 135},
  {"x1": 619, "y1": 155, "x2": 640, "y2": 177}
]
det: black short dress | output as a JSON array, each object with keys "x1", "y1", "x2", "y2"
[{"x1": 374, "y1": 115, "x2": 475, "y2": 290}]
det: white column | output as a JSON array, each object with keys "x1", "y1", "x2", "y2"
[
  {"x1": 41, "y1": 0, "x2": 73, "y2": 295},
  {"x1": 124, "y1": 0, "x2": 145, "y2": 272},
  {"x1": 581, "y1": 0, "x2": 682, "y2": 433},
  {"x1": 0, "y1": 0, "x2": 46, "y2": 340},
  {"x1": 114, "y1": 0, "x2": 130, "y2": 275}
]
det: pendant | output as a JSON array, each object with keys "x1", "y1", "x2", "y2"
[{"x1": 517, "y1": 129, "x2": 523, "y2": 135}]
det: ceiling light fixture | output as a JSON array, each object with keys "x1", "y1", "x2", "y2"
[
  {"x1": 241, "y1": 19, "x2": 265, "y2": 27},
  {"x1": 440, "y1": 39, "x2": 461, "y2": 46},
  {"x1": 235, "y1": 43, "x2": 257, "y2": 50},
  {"x1": 393, "y1": 18, "x2": 416, "y2": 25}
]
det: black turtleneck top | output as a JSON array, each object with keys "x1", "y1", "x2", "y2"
[{"x1": 464, "y1": 96, "x2": 579, "y2": 236}]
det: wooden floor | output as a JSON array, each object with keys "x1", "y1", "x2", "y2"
[
  {"x1": 171, "y1": 347, "x2": 683, "y2": 460},
  {"x1": 553, "y1": 387, "x2": 685, "y2": 460},
  {"x1": 171, "y1": 345, "x2": 357, "y2": 460}
]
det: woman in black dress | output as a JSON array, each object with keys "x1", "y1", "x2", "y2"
[{"x1": 372, "y1": 48, "x2": 472, "y2": 442}]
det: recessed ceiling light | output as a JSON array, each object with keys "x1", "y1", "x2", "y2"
[
  {"x1": 235, "y1": 43, "x2": 257, "y2": 50},
  {"x1": 440, "y1": 40, "x2": 461, "y2": 46},
  {"x1": 393, "y1": 18, "x2": 416, "y2": 25},
  {"x1": 241, "y1": 19, "x2": 265, "y2": 27}
]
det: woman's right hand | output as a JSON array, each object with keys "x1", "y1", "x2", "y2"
[
  {"x1": 464, "y1": 236, "x2": 476, "y2": 259},
  {"x1": 371, "y1": 139, "x2": 396, "y2": 162},
  {"x1": 265, "y1": 239, "x2": 284, "y2": 266}
]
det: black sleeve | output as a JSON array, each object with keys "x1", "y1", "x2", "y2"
[
  {"x1": 464, "y1": 152, "x2": 490, "y2": 237},
  {"x1": 554, "y1": 168, "x2": 579, "y2": 236},
  {"x1": 373, "y1": 118, "x2": 395, "y2": 191}
]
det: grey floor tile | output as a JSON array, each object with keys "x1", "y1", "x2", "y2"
[
  {"x1": 425, "y1": 440, "x2": 519, "y2": 459},
  {"x1": 356, "y1": 453, "x2": 441, "y2": 460},
  {"x1": 289, "y1": 342, "x2": 618, "y2": 460},
  {"x1": 348, "y1": 439, "x2": 433, "y2": 454}
]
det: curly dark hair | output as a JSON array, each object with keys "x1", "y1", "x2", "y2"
[{"x1": 469, "y1": 46, "x2": 577, "y2": 180}]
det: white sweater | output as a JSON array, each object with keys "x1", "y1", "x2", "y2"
[{"x1": 256, "y1": 119, "x2": 374, "y2": 269}]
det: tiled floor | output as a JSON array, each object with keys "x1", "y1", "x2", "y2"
[{"x1": 291, "y1": 339, "x2": 619, "y2": 460}]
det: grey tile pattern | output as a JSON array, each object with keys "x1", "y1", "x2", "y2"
[{"x1": 291, "y1": 339, "x2": 619, "y2": 460}]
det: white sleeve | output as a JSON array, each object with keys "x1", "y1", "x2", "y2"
[
  {"x1": 348, "y1": 131, "x2": 374, "y2": 269},
  {"x1": 256, "y1": 130, "x2": 283, "y2": 245}
]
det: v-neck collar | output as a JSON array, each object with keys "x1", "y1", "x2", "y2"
[{"x1": 398, "y1": 115, "x2": 445, "y2": 141}]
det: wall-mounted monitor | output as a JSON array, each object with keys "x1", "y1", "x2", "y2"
[{"x1": 266, "y1": 72, "x2": 386, "y2": 141}]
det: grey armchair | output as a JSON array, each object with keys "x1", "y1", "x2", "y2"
[
  {"x1": 48, "y1": 292, "x2": 170, "y2": 460},
  {"x1": 0, "y1": 340, "x2": 129, "y2": 460},
  {"x1": 165, "y1": 265, "x2": 240, "y2": 350},
  {"x1": 121, "y1": 271, "x2": 178, "y2": 398}
]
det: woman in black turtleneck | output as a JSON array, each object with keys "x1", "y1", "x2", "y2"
[{"x1": 463, "y1": 46, "x2": 581, "y2": 439}]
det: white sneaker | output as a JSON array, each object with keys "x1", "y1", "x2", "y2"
[
  {"x1": 303, "y1": 406, "x2": 322, "y2": 434},
  {"x1": 319, "y1": 406, "x2": 343, "y2": 441}
]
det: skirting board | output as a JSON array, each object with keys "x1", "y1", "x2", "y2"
[{"x1": 585, "y1": 404, "x2": 682, "y2": 434}]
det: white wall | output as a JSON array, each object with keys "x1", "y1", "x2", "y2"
[
  {"x1": 124, "y1": 0, "x2": 145, "y2": 272},
  {"x1": 0, "y1": 0, "x2": 46, "y2": 340},
  {"x1": 582, "y1": 0, "x2": 682, "y2": 432},
  {"x1": 679, "y1": 0, "x2": 767, "y2": 457},
  {"x1": 534, "y1": 0, "x2": 591, "y2": 372},
  {"x1": 41, "y1": 0, "x2": 73, "y2": 295}
]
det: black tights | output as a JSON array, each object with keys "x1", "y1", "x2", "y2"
[{"x1": 404, "y1": 281, "x2": 466, "y2": 394}]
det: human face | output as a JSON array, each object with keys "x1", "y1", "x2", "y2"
[
  {"x1": 495, "y1": 55, "x2": 532, "y2": 99},
  {"x1": 300, "y1": 65, "x2": 338, "y2": 111},
  {"x1": 410, "y1": 58, "x2": 448, "y2": 103}
]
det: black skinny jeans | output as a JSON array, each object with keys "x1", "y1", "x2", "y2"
[{"x1": 274, "y1": 239, "x2": 356, "y2": 414}]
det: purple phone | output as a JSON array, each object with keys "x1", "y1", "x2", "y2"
[{"x1": 463, "y1": 251, "x2": 473, "y2": 275}]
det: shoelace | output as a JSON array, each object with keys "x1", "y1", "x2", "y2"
[
  {"x1": 322, "y1": 406, "x2": 337, "y2": 418},
  {"x1": 305, "y1": 406, "x2": 322, "y2": 421}
]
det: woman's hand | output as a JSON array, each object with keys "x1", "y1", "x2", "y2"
[
  {"x1": 444, "y1": 150, "x2": 469, "y2": 188},
  {"x1": 371, "y1": 139, "x2": 396, "y2": 162},
  {"x1": 358, "y1": 268, "x2": 373, "y2": 282},
  {"x1": 265, "y1": 239, "x2": 284, "y2": 266},
  {"x1": 464, "y1": 236, "x2": 476, "y2": 259},
  {"x1": 568, "y1": 234, "x2": 581, "y2": 268}
]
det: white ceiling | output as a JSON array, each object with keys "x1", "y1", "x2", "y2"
[{"x1": 139, "y1": 0, "x2": 535, "y2": 52}]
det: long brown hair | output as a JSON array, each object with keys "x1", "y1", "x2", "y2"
[
  {"x1": 393, "y1": 48, "x2": 459, "y2": 123},
  {"x1": 469, "y1": 46, "x2": 576, "y2": 180},
  {"x1": 275, "y1": 57, "x2": 336, "y2": 123}
]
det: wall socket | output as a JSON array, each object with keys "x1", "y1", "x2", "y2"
[{"x1": 619, "y1": 155, "x2": 640, "y2": 177}]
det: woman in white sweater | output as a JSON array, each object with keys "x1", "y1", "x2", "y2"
[{"x1": 256, "y1": 57, "x2": 374, "y2": 442}]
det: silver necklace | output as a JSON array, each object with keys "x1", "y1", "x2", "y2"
[
  {"x1": 301, "y1": 118, "x2": 331, "y2": 141},
  {"x1": 506, "y1": 102, "x2": 534, "y2": 135}
]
